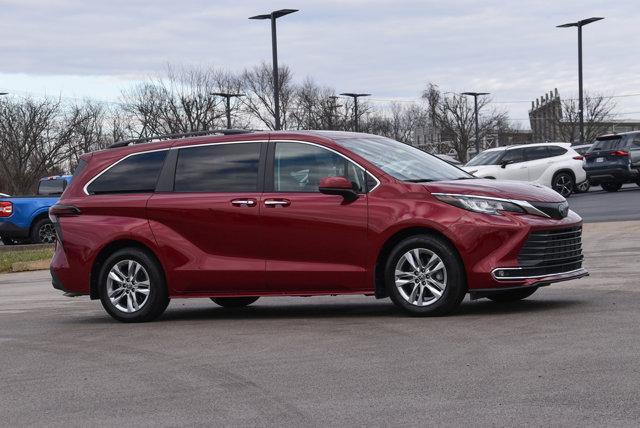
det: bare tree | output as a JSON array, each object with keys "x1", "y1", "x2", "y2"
[
  {"x1": 122, "y1": 65, "x2": 229, "y2": 136},
  {"x1": 0, "y1": 97, "x2": 72, "y2": 194},
  {"x1": 387, "y1": 102, "x2": 430, "y2": 144},
  {"x1": 423, "y1": 83, "x2": 507, "y2": 162},
  {"x1": 240, "y1": 62, "x2": 294, "y2": 130},
  {"x1": 64, "y1": 100, "x2": 112, "y2": 169},
  {"x1": 558, "y1": 93, "x2": 615, "y2": 143}
]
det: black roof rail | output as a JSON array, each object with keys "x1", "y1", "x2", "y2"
[{"x1": 108, "y1": 129, "x2": 252, "y2": 149}]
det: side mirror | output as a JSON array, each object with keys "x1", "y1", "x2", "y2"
[
  {"x1": 500, "y1": 160, "x2": 511, "y2": 169},
  {"x1": 318, "y1": 176, "x2": 358, "y2": 202}
]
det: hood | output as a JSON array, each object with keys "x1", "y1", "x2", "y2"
[{"x1": 424, "y1": 179, "x2": 565, "y2": 203}]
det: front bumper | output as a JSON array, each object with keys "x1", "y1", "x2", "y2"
[
  {"x1": 449, "y1": 208, "x2": 587, "y2": 291},
  {"x1": 0, "y1": 221, "x2": 29, "y2": 239}
]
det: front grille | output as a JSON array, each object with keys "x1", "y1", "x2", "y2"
[
  {"x1": 530, "y1": 201, "x2": 570, "y2": 219},
  {"x1": 500, "y1": 226, "x2": 584, "y2": 278}
]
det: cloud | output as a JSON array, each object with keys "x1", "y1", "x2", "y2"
[{"x1": 0, "y1": 0, "x2": 638, "y2": 124}]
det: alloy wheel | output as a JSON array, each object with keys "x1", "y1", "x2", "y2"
[
  {"x1": 394, "y1": 248, "x2": 447, "y2": 306},
  {"x1": 553, "y1": 174, "x2": 573, "y2": 197},
  {"x1": 106, "y1": 260, "x2": 151, "y2": 313},
  {"x1": 38, "y1": 223, "x2": 57, "y2": 243}
]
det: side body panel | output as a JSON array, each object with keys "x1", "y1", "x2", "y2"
[{"x1": 147, "y1": 192, "x2": 265, "y2": 294}]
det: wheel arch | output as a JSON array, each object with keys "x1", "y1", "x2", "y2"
[
  {"x1": 89, "y1": 239, "x2": 166, "y2": 300},
  {"x1": 29, "y1": 210, "x2": 51, "y2": 234},
  {"x1": 553, "y1": 168, "x2": 576, "y2": 183},
  {"x1": 373, "y1": 226, "x2": 466, "y2": 299}
]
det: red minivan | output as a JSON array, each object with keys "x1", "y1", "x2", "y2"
[{"x1": 50, "y1": 130, "x2": 588, "y2": 322}]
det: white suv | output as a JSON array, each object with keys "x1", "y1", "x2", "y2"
[{"x1": 462, "y1": 143, "x2": 587, "y2": 197}]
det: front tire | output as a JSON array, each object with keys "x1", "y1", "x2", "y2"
[
  {"x1": 211, "y1": 297, "x2": 259, "y2": 308},
  {"x1": 486, "y1": 287, "x2": 538, "y2": 302},
  {"x1": 30, "y1": 218, "x2": 56, "y2": 244},
  {"x1": 601, "y1": 182, "x2": 622, "y2": 192},
  {"x1": 98, "y1": 248, "x2": 169, "y2": 322},
  {"x1": 385, "y1": 235, "x2": 466, "y2": 316},
  {"x1": 552, "y1": 172, "x2": 574, "y2": 197}
]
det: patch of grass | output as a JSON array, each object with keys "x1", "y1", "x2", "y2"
[{"x1": 0, "y1": 248, "x2": 54, "y2": 273}]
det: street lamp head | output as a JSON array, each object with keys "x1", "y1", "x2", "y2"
[
  {"x1": 0, "y1": 92, "x2": 8, "y2": 96},
  {"x1": 461, "y1": 92, "x2": 490, "y2": 97},
  {"x1": 210, "y1": 92, "x2": 245, "y2": 98},
  {"x1": 557, "y1": 17, "x2": 604, "y2": 28},
  {"x1": 340, "y1": 93, "x2": 371, "y2": 98},
  {"x1": 249, "y1": 9, "x2": 298, "y2": 20}
]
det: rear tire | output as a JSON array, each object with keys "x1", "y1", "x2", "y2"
[
  {"x1": 486, "y1": 287, "x2": 538, "y2": 303},
  {"x1": 601, "y1": 182, "x2": 622, "y2": 192},
  {"x1": 30, "y1": 218, "x2": 56, "y2": 244},
  {"x1": 98, "y1": 248, "x2": 169, "y2": 322},
  {"x1": 385, "y1": 235, "x2": 466, "y2": 316},
  {"x1": 211, "y1": 297, "x2": 259, "y2": 308},
  {"x1": 552, "y1": 172, "x2": 574, "y2": 197},
  {"x1": 576, "y1": 180, "x2": 590, "y2": 193}
]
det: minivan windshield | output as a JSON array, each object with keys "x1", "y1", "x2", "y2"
[
  {"x1": 337, "y1": 137, "x2": 471, "y2": 182},
  {"x1": 465, "y1": 150, "x2": 505, "y2": 166}
]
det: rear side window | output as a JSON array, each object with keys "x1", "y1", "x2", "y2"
[
  {"x1": 38, "y1": 179, "x2": 66, "y2": 195},
  {"x1": 548, "y1": 146, "x2": 568, "y2": 157},
  {"x1": 525, "y1": 146, "x2": 549, "y2": 161},
  {"x1": 501, "y1": 148, "x2": 525, "y2": 164},
  {"x1": 87, "y1": 150, "x2": 167, "y2": 195},
  {"x1": 174, "y1": 143, "x2": 261, "y2": 192}
]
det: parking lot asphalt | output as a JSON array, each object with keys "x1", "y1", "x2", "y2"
[
  {"x1": 1, "y1": 221, "x2": 639, "y2": 426},
  {"x1": 569, "y1": 183, "x2": 639, "y2": 223}
]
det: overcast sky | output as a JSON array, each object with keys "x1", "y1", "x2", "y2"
[{"x1": 1, "y1": 0, "x2": 638, "y2": 128}]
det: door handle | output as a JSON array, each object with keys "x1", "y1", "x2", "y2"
[
  {"x1": 231, "y1": 198, "x2": 256, "y2": 207},
  {"x1": 264, "y1": 198, "x2": 291, "y2": 207}
]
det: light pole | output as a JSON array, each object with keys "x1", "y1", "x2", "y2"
[
  {"x1": 328, "y1": 95, "x2": 342, "y2": 130},
  {"x1": 462, "y1": 92, "x2": 490, "y2": 156},
  {"x1": 557, "y1": 17, "x2": 604, "y2": 145},
  {"x1": 249, "y1": 9, "x2": 298, "y2": 131},
  {"x1": 340, "y1": 93, "x2": 370, "y2": 132},
  {"x1": 211, "y1": 92, "x2": 245, "y2": 129}
]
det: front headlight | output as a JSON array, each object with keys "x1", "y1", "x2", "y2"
[{"x1": 433, "y1": 194, "x2": 525, "y2": 215}]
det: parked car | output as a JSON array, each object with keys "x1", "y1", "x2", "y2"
[
  {"x1": 50, "y1": 131, "x2": 587, "y2": 322},
  {"x1": 583, "y1": 131, "x2": 640, "y2": 192},
  {"x1": 572, "y1": 144, "x2": 592, "y2": 156},
  {"x1": 0, "y1": 176, "x2": 72, "y2": 245},
  {"x1": 462, "y1": 143, "x2": 587, "y2": 197},
  {"x1": 571, "y1": 144, "x2": 593, "y2": 192}
]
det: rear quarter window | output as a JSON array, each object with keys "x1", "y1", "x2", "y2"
[
  {"x1": 86, "y1": 150, "x2": 168, "y2": 195},
  {"x1": 547, "y1": 146, "x2": 568, "y2": 157}
]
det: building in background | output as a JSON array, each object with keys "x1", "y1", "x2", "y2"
[
  {"x1": 529, "y1": 89, "x2": 562, "y2": 142},
  {"x1": 529, "y1": 89, "x2": 640, "y2": 143}
]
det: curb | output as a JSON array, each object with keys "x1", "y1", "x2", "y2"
[
  {"x1": 11, "y1": 259, "x2": 51, "y2": 273},
  {"x1": 0, "y1": 243, "x2": 55, "y2": 253}
]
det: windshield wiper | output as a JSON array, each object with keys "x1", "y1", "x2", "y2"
[
  {"x1": 455, "y1": 176, "x2": 476, "y2": 180},
  {"x1": 404, "y1": 179, "x2": 436, "y2": 183}
]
